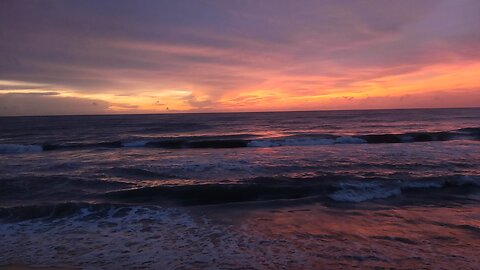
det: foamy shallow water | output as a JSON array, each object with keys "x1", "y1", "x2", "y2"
[{"x1": 1, "y1": 203, "x2": 480, "y2": 269}]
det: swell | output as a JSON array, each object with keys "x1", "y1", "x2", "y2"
[
  {"x1": 1, "y1": 175, "x2": 479, "y2": 221},
  {"x1": 105, "y1": 167, "x2": 173, "y2": 179},
  {"x1": 0, "y1": 175, "x2": 132, "y2": 203},
  {"x1": 102, "y1": 175, "x2": 480, "y2": 206},
  {"x1": 0, "y1": 202, "x2": 125, "y2": 222},
  {"x1": 1, "y1": 127, "x2": 479, "y2": 154},
  {"x1": 103, "y1": 177, "x2": 335, "y2": 205}
]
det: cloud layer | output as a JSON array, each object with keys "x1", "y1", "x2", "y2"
[{"x1": 1, "y1": 0, "x2": 479, "y2": 115}]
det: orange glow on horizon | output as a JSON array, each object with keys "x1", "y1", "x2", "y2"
[{"x1": 1, "y1": 60, "x2": 479, "y2": 115}]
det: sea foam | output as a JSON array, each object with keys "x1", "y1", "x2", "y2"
[{"x1": 0, "y1": 144, "x2": 43, "y2": 154}]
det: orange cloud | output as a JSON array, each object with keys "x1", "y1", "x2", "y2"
[{"x1": 1, "y1": 1, "x2": 480, "y2": 115}]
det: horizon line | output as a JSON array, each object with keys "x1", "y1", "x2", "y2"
[{"x1": 1, "y1": 106, "x2": 479, "y2": 118}]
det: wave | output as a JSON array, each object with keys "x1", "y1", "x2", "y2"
[
  {"x1": 0, "y1": 144, "x2": 42, "y2": 154},
  {"x1": 0, "y1": 175, "x2": 132, "y2": 202},
  {"x1": 122, "y1": 128, "x2": 480, "y2": 149},
  {"x1": 328, "y1": 182, "x2": 402, "y2": 202},
  {"x1": 105, "y1": 167, "x2": 173, "y2": 179},
  {"x1": 0, "y1": 202, "x2": 123, "y2": 221},
  {"x1": 329, "y1": 175, "x2": 480, "y2": 202},
  {"x1": 0, "y1": 175, "x2": 478, "y2": 221},
  {"x1": 103, "y1": 177, "x2": 333, "y2": 205},
  {"x1": 247, "y1": 136, "x2": 367, "y2": 147},
  {"x1": 1, "y1": 127, "x2": 479, "y2": 154},
  {"x1": 43, "y1": 141, "x2": 123, "y2": 151},
  {"x1": 102, "y1": 175, "x2": 480, "y2": 206}
]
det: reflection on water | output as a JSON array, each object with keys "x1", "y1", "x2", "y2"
[
  {"x1": 0, "y1": 109, "x2": 479, "y2": 268},
  {"x1": 1, "y1": 202, "x2": 479, "y2": 269}
]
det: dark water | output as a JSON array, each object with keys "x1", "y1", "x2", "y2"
[{"x1": 1, "y1": 108, "x2": 480, "y2": 269}]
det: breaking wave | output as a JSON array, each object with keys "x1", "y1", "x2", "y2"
[
  {"x1": 0, "y1": 175, "x2": 479, "y2": 221},
  {"x1": 103, "y1": 175, "x2": 480, "y2": 206},
  {"x1": 0, "y1": 144, "x2": 42, "y2": 154},
  {"x1": 1, "y1": 127, "x2": 479, "y2": 154}
]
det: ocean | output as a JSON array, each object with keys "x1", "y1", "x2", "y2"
[{"x1": 1, "y1": 108, "x2": 480, "y2": 269}]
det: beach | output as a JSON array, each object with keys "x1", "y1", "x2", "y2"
[{"x1": 1, "y1": 108, "x2": 479, "y2": 268}]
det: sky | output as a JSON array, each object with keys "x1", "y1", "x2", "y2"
[{"x1": 1, "y1": 0, "x2": 480, "y2": 116}]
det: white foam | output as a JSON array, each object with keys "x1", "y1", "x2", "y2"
[
  {"x1": 400, "y1": 135, "x2": 415, "y2": 142},
  {"x1": 329, "y1": 182, "x2": 401, "y2": 202},
  {"x1": 0, "y1": 206, "x2": 234, "y2": 269},
  {"x1": 247, "y1": 140, "x2": 283, "y2": 147},
  {"x1": 401, "y1": 180, "x2": 444, "y2": 189},
  {"x1": 122, "y1": 140, "x2": 149, "y2": 147},
  {"x1": 0, "y1": 144, "x2": 43, "y2": 154},
  {"x1": 334, "y1": 136, "x2": 367, "y2": 144}
]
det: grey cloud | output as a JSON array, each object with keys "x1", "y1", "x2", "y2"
[
  {"x1": 0, "y1": 85, "x2": 47, "y2": 91},
  {"x1": 0, "y1": 93, "x2": 110, "y2": 116},
  {"x1": 183, "y1": 94, "x2": 215, "y2": 110},
  {"x1": 0, "y1": 0, "x2": 479, "y2": 102},
  {"x1": 4, "y1": 91, "x2": 60, "y2": 96}
]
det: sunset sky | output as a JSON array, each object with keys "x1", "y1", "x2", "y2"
[{"x1": 1, "y1": 0, "x2": 480, "y2": 116}]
